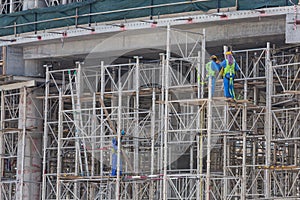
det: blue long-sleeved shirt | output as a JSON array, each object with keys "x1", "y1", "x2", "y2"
[{"x1": 211, "y1": 61, "x2": 221, "y2": 72}]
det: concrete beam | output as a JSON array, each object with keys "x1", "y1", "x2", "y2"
[
  {"x1": 23, "y1": 16, "x2": 286, "y2": 60},
  {"x1": 0, "y1": 80, "x2": 36, "y2": 91}
]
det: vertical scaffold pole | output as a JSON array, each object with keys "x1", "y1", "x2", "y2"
[
  {"x1": 200, "y1": 29, "x2": 206, "y2": 98},
  {"x1": 92, "y1": 92, "x2": 96, "y2": 176},
  {"x1": 42, "y1": 65, "x2": 50, "y2": 200},
  {"x1": 134, "y1": 56, "x2": 140, "y2": 200},
  {"x1": 223, "y1": 45, "x2": 229, "y2": 200},
  {"x1": 159, "y1": 53, "x2": 165, "y2": 200},
  {"x1": 100, "y1": 61, "x2": 105, "y2": 178},
  {"x1": 150, "y1": 68, "x2": 156, "y2": 200},
  {"x1": 163, "y1": 24, "x2": 171, "y2": 200},
  {"x1": 264, "y1": 42, "x2": 272, "y2": 198},
  {"x1": 223, "y1": 115, "x2": 228, "y2": 200},
  {"x1": 90, "y1": 92, "x2": 96, "y2": 199},
  {"x1": 68, "y1": 64, "x2": 82, "y2": 197},
  {"x1": 200, "y1": 29, "x2": 206, "y2": 200},
  {"x1": 76, "y1": 62, "x2": 90, "y2": 177},
  {"x1": 196, "y1": 51, "x2": 202, "y2": 200},
  {"x1": 0, "y1": 90, "x2": 4, "y2": 200},
  {"x1": 116, "y1": 65, "x2": 122, "y2": 200},
  {"x1": 56, "y1": 89, "x2": 63, "y2": 200},
  {"x1": 241, "y1": 82, "x2": 248, "y2": 200},
  {"x1": 205, "y1": 60, "x2": 212, "y2": 200},
  {"x1": 9, "y1": 0, "x2": 13, "y2": 13},
  {"x1": 19, "y1": 87, "x2": 27, "y2": 200}
]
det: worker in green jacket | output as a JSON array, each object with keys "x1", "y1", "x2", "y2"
[{"x1": 206, "y1": 55, "x2": 221, "y2": 97}]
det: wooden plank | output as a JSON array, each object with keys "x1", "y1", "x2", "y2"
[
  {"x1": 248, "y1": 81, "x2": 265, "y2": 85},
  {"x1": 0, "y1": 80, "x2": 36, "y2": 91},
  {"x1": 0, "y1": 128, "x2": 22, "y2": 133},
  {"x1": 284, "y1": 90, "x2": 300, "y2": 94},
  {"x1": 259, "y1": 165, "x2": 300, "y2": 171}
]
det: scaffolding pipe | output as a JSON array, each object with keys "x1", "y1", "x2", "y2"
[
  {"x1": 200, "y1": 31, "x2": 205, "y2": 200},
  {"x1": 68, "y1": 65, "x2": 82, "y2": 198},
  {"x1": 150, "y1": 72, "x2": 156, "y2": 200},
  {"x1": 116, "y1": 65, "x2": 122, "y2": 200},
  {"x1": 264, "y1": 42, "x2": 272, "y2": 198},
  {"x1": 134, "y1": 56, "x2": 140, "y2": 200},
  {"x1": 0, "y1": 90, "x2": 4, "y2": 200},
  {"x1": 18, "y1": 87, "x2": 27, "y2": 200},
  {"x1": 56, "y1": 90, "x2": 63, "y2": 200},
  {"x1": 159, "y1": 52, "x2": 165, "y2": 200},
  {"x1": 205, "y1": 70, "x2": 212, "y2": 200},
  {"x1": 223, "y1": 44, "x2": 230, "y2": 200},
  {"x1": 223, "y1": 132, "x2": 228, "y2": 200},
  {"x1": 9, "y1": 0, "x2": 13, "y2": 13},
  {"x1": 163, "y1": 24, "x2": 171, "y2": 200},
  {"x1": 223, "y1": 67, "x2": 229, "y2": 200},
  {"x1": 41, "y1": 65, "x2": 50, "y2": 200},
  {"x1": 196, "y1": 50, "x2": 202, "y2": 200},
  {"x1": 200, "y1": 29, "x2": 206, "y2": 98},
  {"x1": 241, "y1": 53, "x2": 248, "y2": 200},
  {"x1": 241, "y1": 132, "x2": 247, "y2": 199},
  {"x1": 90, "y1": 92, "x2": 96, "y2": 199},
  {"x1": 100, "y1": 61, "x2": 105, "y2": 177},
  {"x1": 76, "y1": 62, "x2": 90, "y2": 177},
  {"x1": 91, "y1": 92, "x2": 96, "y2": 177}
]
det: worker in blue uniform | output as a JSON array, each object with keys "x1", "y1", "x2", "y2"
[
  {"x1": 111, "y1": 129, "x2": 125, "y2": 176},
  {"x1": 221, "y1": 51, "x2": 239, "y2": 100},
  {"x1": 111, "y1": 138, "x2": 122, "y2": 176},
  {"x1": 206, "y1": 55, "x2": 221, "y2": 97}
]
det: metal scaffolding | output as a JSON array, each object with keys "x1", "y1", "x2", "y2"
[
  {"x1": 40, "y1": 27, "x2": 300, "y2": 200},
  {"x1": 40, "y1": 27, "x2": 208, "y2": 200},
  {"x1": 1, "y1": 26, "x2": 299, "y2": 199},
  {"x1": 0, "y1": 78, "x2": 42, "y2": 200}
]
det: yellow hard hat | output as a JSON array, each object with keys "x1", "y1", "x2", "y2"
[
  {"x1": 225, "y1": 51, "x2": 232, "y2": 55},
  {"x1": 210, "y1": 55, "x2": 217, "y2": 59}
]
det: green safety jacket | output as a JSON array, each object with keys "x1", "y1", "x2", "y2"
[
  {"x1": 224, "y1": 59, "x2": 235, "y2": 77},
  {"x1": 206, "y1": 61, "x2": 215, "y2": 77}
]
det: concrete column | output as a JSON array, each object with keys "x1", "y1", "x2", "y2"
[
  {"x1": 6, "y1": 46, "x2": 24, "y2": 76},
  {"x1": 16, "y1": 88, "x2": 43, "y2": 200},
  {"x1": 0, "y1": 46, "x2": 7, "y2": 75},
  {"x1": 24, "y1": 60, "x2": 45, "y2": 77}
]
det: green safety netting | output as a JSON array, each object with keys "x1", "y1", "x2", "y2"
[
  {"x1": 238, "y1": 0, "x2": 298, "y2": 10},
  {"x1": 0, "y1": 0, "x2": 298, "y2": 36}
]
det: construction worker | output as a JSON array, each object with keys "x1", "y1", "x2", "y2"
[
  {"x1": 111, "y1": 129, "x2": 125, "y2": 176},
  {"x1": 206, "y1": 55, "x2": 221, "y2": 97},
  {"x1": 111, "y1": 138, "x2": 122, "y2": 176},
  {"x1": 221, "y1": 51, "x2": 239, "y2": 100}
]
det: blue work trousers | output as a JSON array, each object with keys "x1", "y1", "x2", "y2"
[
  {"x1": 223, "y1": 76, "x2": 235, "y2": 99},
  {"x1": 112, "y1": 153, "x2": 122, "y2": 176},
  {"x1": 208, "y1": 76, "x2": 216, "y2": 97}
]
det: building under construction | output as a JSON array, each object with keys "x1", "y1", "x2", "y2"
[{"x1": 0, "y1": 0, "x2": 300, "y2": 199}]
